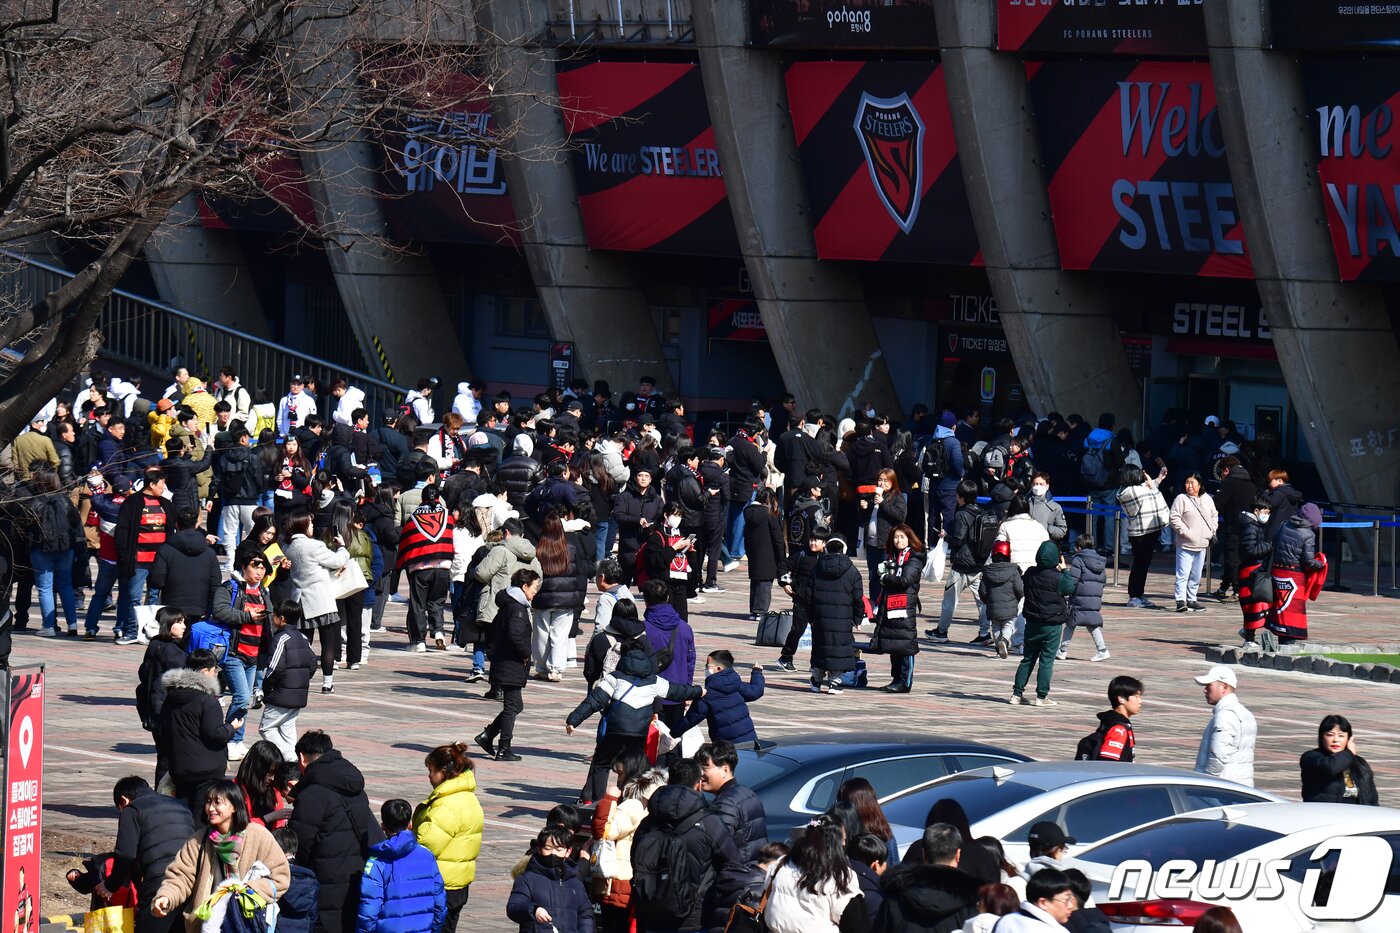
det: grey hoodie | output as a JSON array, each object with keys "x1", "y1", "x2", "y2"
[{"x1": 473, "y1": 535, "x2": 542, "y2": 623}]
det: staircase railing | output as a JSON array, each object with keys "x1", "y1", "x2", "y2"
[{"x1": 0, "y1": 249, "x2": 406, "y2": 419}]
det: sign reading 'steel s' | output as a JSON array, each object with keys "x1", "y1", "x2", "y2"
[{"x1": 1027, "y1": 61, "x2": 1253, "y2": 279}]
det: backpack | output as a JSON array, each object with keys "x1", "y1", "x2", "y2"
[
  {"x1": 33, "y1": 496, "x2": 75, "y2": 553},
  {"x1": 1081, "y1": 445, "x2": 1111, "y2": 490},
  {"x1": 630, "y1": 810, "x2": 709, "y2": 927},
  {"x1": 633, "y1": 537, "x2": 652, "y2": 586},
  {"x1": 920, "y1": 436, "x2": 952, "y2": 485},
  {"x1": 395, "y1": 399, "x2": 413, "y2": 421},
  {"x1": 1075, "y1": 724, "x2": 1108, "y2": 761},
  {"x1": 650, "y1": 627, "x2": 679, "y2": 672},
  {"x1": 967, "y1": 506, "x2": 1000, "y2": 565}
]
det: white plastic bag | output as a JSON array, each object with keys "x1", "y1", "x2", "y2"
[{"x1": 925, "y1": 539, "x2": 947, "y2": 583}]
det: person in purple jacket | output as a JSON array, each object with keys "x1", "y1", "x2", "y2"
[{"x1": 639, "y1": 579, "x2": 696, "y2": 732}]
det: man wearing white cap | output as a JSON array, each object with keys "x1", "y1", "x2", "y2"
[{"x1": 1194, "y1": 665, "x2": 1257, "y2": 786}]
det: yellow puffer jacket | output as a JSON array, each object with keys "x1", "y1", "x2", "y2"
[{"x1": 413, "y1": 771, "x2": 483, "y2": 889}]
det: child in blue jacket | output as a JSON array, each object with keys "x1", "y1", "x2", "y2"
[
  {"x1": 357, "y1": 799, "x2": 447, "y2": 933},
  {"x1": 272, "y1": 827, "x2": 319, "y2": 933},
  {"x1": 672, "y1": 650, "x2": 765, "y2": 748},
  {"x1": 506, "y1": 827, "x2": 593, "y2": 933}
]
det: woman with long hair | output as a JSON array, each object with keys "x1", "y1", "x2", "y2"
[
  {"x1": 923, "y1": 798, "x2": 999, "y2": 885},
  {"x1": 151, "y1": 781, "x2": 289, "y2": 930},
  {"x1": 590, "y1": 749, "x2": 660, "y2": 932},
  {"x1": 137, "y1": 607, "x2": 188, "y2": 786},
  {"x1": 532, "y1": 509, "x2": 591, "y2": 680},
  {"x1": 413, "y1": 742, "x2": 484, "y2": 933},
  {"x1": 837, "y1": 777, "x2": 899, "y2": 867},
  {"x1": 870, "y1": 523, "x2": 925, "y2": 694},
  {"x1": 28, "y1": 466, "x2": 80, "y2": 636},
  {"x1": 1169, "y1": 472, "x2": 1218, "y2": 612},
  {"x1": 975, "y1": 836, "x2": 1026, "y2": 898},
  {"x1": 865, "y1": 467, "x2": 908, "y2": 601},
  {"x1": 742, "y1": 487, "x2": 786, "y2": 621},
  {"x1": 585, "y1": 451, "x2": 619, "y2": 559},
  {"x1": 763, "y1": 814, "x2": 863, "y2": 933},
  {"x1": 325, "y1": 501, "x2": 372, "y2": 670},
  {"x1": 1301, "y1": 714, "x2": 1378, "y2": 804},
  {"x1": 889, "y1": 429, "x2": 923, "y2": 542},
  {"x1": 282, "y1": 509, "x2": 349, "y2": 691},
  {"x1": 270, "y1": 436, "x2": 313, "y2": 518},
  {"x1": 234, "y1": 740, "x2": 291, "y2": 827}
]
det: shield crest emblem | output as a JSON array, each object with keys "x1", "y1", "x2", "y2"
[
  {"x1": 947, "y1": 334, "x2": 959, "y2": 353},
  {"x1": 853, "y1": 92, "x2": 925, "y2": 235},
  {"x1": 412, "y1": 506, "x2": 447, "y2": 542}
]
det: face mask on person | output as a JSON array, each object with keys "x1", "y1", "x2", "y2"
[
  {"x1": 1032, "y1": 484, "x2": 1048, "y2": 497},
  {"x1": 537, "y1": 853, "x2": 565, "y2": 871},
  {"x1": 666, "y1": 516, "x2": 681, "y2": 530},
  {"x1": 1257, "y1": 510, "x2": 1271, "y2": 522}
]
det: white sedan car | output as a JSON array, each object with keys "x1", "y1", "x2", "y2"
[
  {"x1": 1075, "y1": 802, "x2": 1400, "y2": 930},
  {"x1": 883, "y1": 762, "x2": 1284, "y2": 864}
]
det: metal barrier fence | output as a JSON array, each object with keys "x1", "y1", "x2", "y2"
[{"x1": 0, "y1": 249, "x2": 406, "y2": 420}]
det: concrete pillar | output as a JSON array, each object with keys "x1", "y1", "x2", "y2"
[
  {"x1": 1206, "y1": 0, "x2": 1400, "y2": 508},
  {"x1": 935, "y1": 0, "x2": 1143, "y2": 428},
  {"x1": 691, "y1": 3, "x2": 899, "y2": 418},
  {"x1": 476, "y1": 0, "x2": 675, "y2": 396},
  {"x1": 144, "y1": 195, "x2": 271, "y2": 338}
]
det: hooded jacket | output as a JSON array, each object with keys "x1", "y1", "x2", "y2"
[
  {"x1": 280, "y1": 864, "x2": 321, "y2": 933},
  {"x1": 566, "y1": 649, "x2": 701, "y2": 738},
  {"x1": 674, "y1": 666, "x2": 765, "y2": 746},
  {"x1": 1265, "y1": 482, "x2": 1303, "y2": 543},
  {"x1": 290, "y1": 749, "x2": 385, "y2": 933},
  {"x1": 488, "y1": 587, "x2": 534, "y2": 688},
  {"x1": 157, "y1": 669, "x2": 234, "y2": 785},
  {"x1": 214, "y1": 442, "x2": 266, "y2": 504},
  {"x1": 1240, "y1": 511, "x2": 1273, "y2": 565},
  {"x1": 149, "y1": 529, "x2": 222, "y2": 621},
  {"x1": 1067, "y1": 549, "x2": 1106, "y2": 629},
  {"x1": 136, "y1": 637, "x2": 187, "y2": 728},
  {"x1": 357, "y1": 830, "x2": 445, "y2": 933},
  {"x1": 873, "y1": 547, "x2": 925, "y2": 657},
  {"x1": 1216, "y1": 466, "x2": 1255, "y2": 533},
  {"x1": 412, "y1": 771, "x2": 483, "y2": 890},
  {"x1": 632, "y1": 785, "x2": 741, "y2": 932},
  {"x1": 582, "y1": 606, "x2": 644, "y2": 686},
  {"x1": 331, "y1": 386, "x2": 366, "y2": 427},
  {"x1": 870, "y1": 862, "x2": 982, "y2": 933},
  {"x1": 803, "y1": 552, "x2": 863, "y2": 672},
  {"x1": 1021, "y1": 541, "x2": 1074, "y2": 625},
  {"x1": 978, "y1": 558, "x2": 1024, "y2": 623},
  {"x1": 474, "y1": 536, "x2": 542, "y2": 625},
  {"x1": 1273, "y1": 514, "x2": 1323, "y2": 571},
  {"x1": 506, "y1": 854, "x2": 594, "y2": 933},
  {"x1": 643, "y1": 602, "x2": 697, "y2": 696}
]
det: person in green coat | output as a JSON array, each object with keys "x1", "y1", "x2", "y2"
[{"x1": 1012, "y1": 540, "x2": 1075, "y2": 707}]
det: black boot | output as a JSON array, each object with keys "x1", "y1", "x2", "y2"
[
  {"x1": 474, "y1": 731, "x2": 497, "y2": 760},
  {"x1": 495, "y1": 745, "x2": 522, "y2": 762}
]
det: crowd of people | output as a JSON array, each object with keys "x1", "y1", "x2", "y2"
[{"x1": 0, "y1": 366, "x2": 1371, "y2": 933}]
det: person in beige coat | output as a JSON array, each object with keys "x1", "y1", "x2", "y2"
[
  {"x1": 1169, "y1": 472, "x2": 1219, "y2": 612},
  {"x1": 151, "y1": 780, "x2": 290, "y2": 933}
]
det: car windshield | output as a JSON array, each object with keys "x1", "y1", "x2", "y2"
[
  {"x1": 881, "y1": 773, "x2": 1043, "y2": 828},
  {"x1": 1079, "y1": 817, "x2": 1285, "y2": 870},
  {"x1": 737, "y1": 750, "x2": 802, "y2": 791}
]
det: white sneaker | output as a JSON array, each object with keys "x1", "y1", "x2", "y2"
[
  {"x1": 411, "y1": 642, "x2": 427, "y2": 653},
  {"x1": 227, "y1": 741, "x2": 248, "y2": 761},
  {"x1": 1029, "y1": 697, "x2": 1059, "y2": 707},
  {"x1": 1008, "y1": 694, "x2": 1024, "y2": 705},
  {"x1": 1126, "y1": 597, "x2": 1145, "y2": 609},
  {"x1": 1055, "y1": 650, "x2": 1068, "y2": 661},
  {"x1": 690, "y1": 595, "x2": 707, "y2": 605},
  {"x1": 391, "y1": 594, "x2": 410, "y2": 604},
  {"x1": 722, "y1": 560, "x2": 740, "y2": 573},
  {"x1": 1090, "y1": 650, "x2": 1112, "y2": 662},
  {"x1": 444, "y1": 644, "x2": 466, "y2": 654}
]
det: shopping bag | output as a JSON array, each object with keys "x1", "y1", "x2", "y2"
[
  {"x1": 134, "y1": 604, "x2": 164, "y2": 645},
  {"x1": 925, "y1": 540, "x2": 947, "y2": 582},
  {"x1": 84, "y1": 907, "x2": 134, "y2": 933},
  {"x1": 330, "y1": 560, "x2": 368, "y2": 600}
]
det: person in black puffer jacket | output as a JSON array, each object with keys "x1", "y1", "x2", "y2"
[
  {"x1": 697, "y1": 740, "x2": 769, "y2": 865},
  {"x1": 800, "y1": 537, "x2": 864, "y2": 694},
  {"x1": 1300, "y1": 714, "x2": 1378, "y2": 805},
  {"x1": 1213, "y1": 458, "x2": 1256, "y2": 599},
  {"x1": 724, "y1": 422, "x2": 767, "y2": 562},
  {"x1": 698, "y1": 449, "x2": 731, "y2": 590},
  {"x1": 108, "y1": 775, "x2": 196, "y2": 933},
  {"x1": 1238, "y1": 498, "x2": 1275, "y2": 645},
  {"x1": 148, "y1": 509, "x2": 221, "y2": 623},
  {"x1": 1012, "y1": 541, "x2": 1073, "y2": 706},
  {"x1": 869, "y1": 525, "x2": 925, "y2": 694},
  {"x1": 742, "y1": 490, "x2": 786, "y2": 620},
  {"x1": 496, "y1": 442, "x2": 547, "y2": 511},
  {"x1": 1264, "y1": 471, "x2": 1302, "y2": 544},
  {"x1": 506, "y1": 828, "x2": 593, "y2": 933},
  {"x1": 532, "y1": 511, "x2": 595, "y2": 679},
  {"x1": 477, "y1": 572, "x2": 539, "y2": 763},
  {"x1": 630, "y1": 782, "x2": 741, "y2": 933},
  {"x1": 159, "y1": 439, "x2": 213, "y2": 516},
  {"x1": 158, "y1": 651, "x2": 238, "y2": 807},
  {"x1": 288, "y1": 731, "x2": 385, "y2": 933},
  {"x1": 612, "y1": 469, "x2": 663, "y2": 584}
]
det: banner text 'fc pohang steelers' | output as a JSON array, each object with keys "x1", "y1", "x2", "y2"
[
  {"x1": 556, "y1": 60, "x2": 738, "y2": 257},
  {"x1": 1028, "y1": 61, "x2": 1252, "y2": 279}
]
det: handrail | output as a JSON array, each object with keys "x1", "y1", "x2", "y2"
[{"x1": 0, "y1": 248, "x2": 407, "y2": 419}]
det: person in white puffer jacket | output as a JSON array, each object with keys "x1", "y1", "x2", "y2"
[{"x1": 763, "y1": 815, "x2": 863, "y2": 933}]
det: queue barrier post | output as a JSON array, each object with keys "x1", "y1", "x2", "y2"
[
  {"x1": 1112, "y1": 510, "x2": 1121, "y2": 588},
  {"x1": 1375, "y1": 521, "x2": 1382, "y2": 598}
]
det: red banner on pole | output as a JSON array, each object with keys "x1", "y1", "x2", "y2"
[{"x1": 3, "y1": 666, "x2": 45, "y2": 933}]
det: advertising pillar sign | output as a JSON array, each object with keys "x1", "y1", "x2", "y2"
[
  {"x1": 548, "y1": 342, "x2": 575, "y2": 392},
  {"x1": 3, "y1": 667, "x2": 45, "y2": 933},
  {"x1": 1027, "y1": 61, "x2": 1253, "y2": 279}
]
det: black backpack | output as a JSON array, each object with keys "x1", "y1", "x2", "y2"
[
  {"x1": 920, "y1": 436, "x2": 952, "y2": 485},
  {"x1": 967, "y1": 506, "x2": 1000, "y2": 565},
  {"x1": 631, "y1": 810, "x2": 709, "y2": 927},
  {"x1": 1075, "y1": 724, "x2": 1107, "y2": 761},
  {"x1": 32, "y1": 496, "x2": 75, "y2": 554}
]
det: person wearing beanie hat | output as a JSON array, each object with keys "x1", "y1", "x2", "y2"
[
  {"x1": 927, "y1": 409, "x2": 967, "y2": 538},
  {"x1": 978, "y1": 536, "x2": 1024, "y2": 660},
  {"x1": 1011, "y1": 541, "x2": 1074, "y2": 706}
]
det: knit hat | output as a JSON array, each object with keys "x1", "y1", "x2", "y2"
[{"x1": 938, "y1": 410, "x2": 957, "y2": 429}]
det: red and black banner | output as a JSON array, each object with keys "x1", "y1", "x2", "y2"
[
  {"x1": 750, "y1": 0, "x2": 937, "y2": 49},
  {"x1": 998, "y1": 0, "x2": 1206, "y2": 56},
  {"x1": 1271, "y1": 0, "x2": 1400, "y2": 49},
  {"x1": 709, "y1": 299, "x2": 767, "y2": 341},
  {"x1": 1028, "y1": 61, "x2": 1253, "y2": 279},
  {"x1": 785, "y1": 61, "x2": 978, "y2": 265},
  {"x1": 556, "y1": 61, "x2": 738, "y2": 256},
  {"x1": 374, "y1": 72, "x2": 519, "y2": 245},
  {"x1": 1301, "y1": 60, "x2": 1400, "y2": 281}
]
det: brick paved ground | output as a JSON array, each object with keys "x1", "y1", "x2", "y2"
[{"x1": 17, "y1": 557, "x2": 1400, "y2": 928}]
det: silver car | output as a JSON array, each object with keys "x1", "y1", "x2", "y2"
[{"x1": 883, "y1": 761, "x2": 1285, "y2": 864}]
